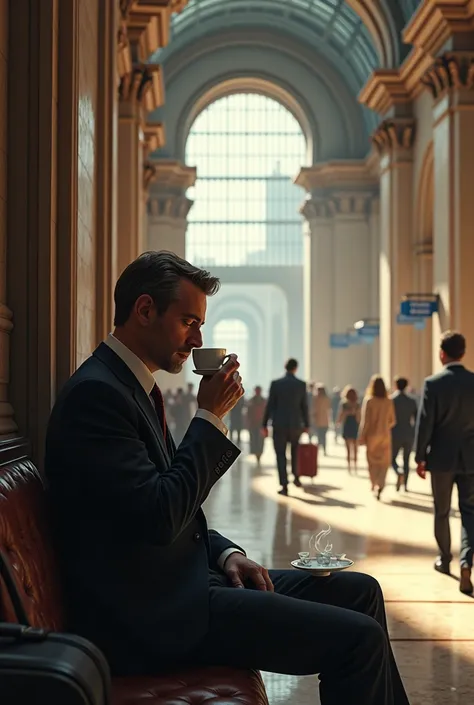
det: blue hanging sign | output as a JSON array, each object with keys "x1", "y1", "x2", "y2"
[
  {"x1": 330, "y1": 334, "x2": 349, "y2": 349},
  {"x1": 397, "y1": 314, "x2": 426, "y2": 329},
  {"x1": 356, "y1": 324, "x2": 380, "y2": 338},
  {"x1": 400, "y1": 298, "x2": 438, "y2": 318},
  {"x1": 347, "y1": 331, "x2": 366, "y2": 346}
]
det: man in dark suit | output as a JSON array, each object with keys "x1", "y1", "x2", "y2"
[
  {"x1": 45, "y1": 251, "x2": 409, "y2": 704},
  {"x1": 415, "y1": 331, "x2": 474, "y2": 594},
  {"x1": 390, "y1": 377, "x2": 418, "y2": 492},
  {"x1": 262, "y1": 359, "x2": 309, "y2": 495}
]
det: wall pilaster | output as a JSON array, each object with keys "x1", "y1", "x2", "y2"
[
  {"x1": 296, "y1": 161, "x2": 378, "y2": 394},
  {"x1": 422, "y1": 50, "x2": 474, "y2": 370},
  {"x1": 372, "y1": 118, "x2": 417, "y2": 387}
]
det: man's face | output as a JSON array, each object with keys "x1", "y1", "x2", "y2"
[{"x1": 139, "y1": 278, "x2": 205, "y2": 373}]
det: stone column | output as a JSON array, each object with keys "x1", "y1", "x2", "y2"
[
  {"x1": 146, "y1": 160, "x2": 197, "y2": 256},
  {"x1": 423, "y1": 52, "x2": 474, "y2": 370},
  {"x1": 331, "y1": 192, "x2": 375, "y2": 394},
  {"x1": 413, "y1": 240, "x2": 433, "y2": 390},
  {"x1": 117, "y1": 64, "x2": 164, "y2": 275},
  {"x1": 146, "y1": 160, "x2": 196, "y2": 392},
  {"x1": 372, "y1": 118, "x2": 416, "y2": 387},
  {"x1": 300, "y1": 198, "x2": 334, "y2": 387}
]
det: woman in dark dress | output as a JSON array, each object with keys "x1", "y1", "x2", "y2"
[
  {"x1": 246, "y1": 386, "x2": 266, "y2": 464},
  {"x1": 337, "y1": 386, "x2": 361, "y2": 474}
]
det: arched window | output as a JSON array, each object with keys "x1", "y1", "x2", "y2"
[
  {"x1": 212, "y1": 319, "x2": 249, "y2": 386},
  {"x1": 185, "y1": 93, "x2": 307, "y2": 267}
]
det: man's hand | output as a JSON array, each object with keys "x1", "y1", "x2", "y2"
[
  {"x1": 261, "y1": 427, "x2": 269, "y2": 438},
  {"x1": 416, "y1": 461, "x2": 427, "y2": 479},
  {"x1": 197, "y1": 354, "x2": 244, "y2": 420},
  {"x1": 223, "y1": 553, "x2": 274, "y2": 592}
]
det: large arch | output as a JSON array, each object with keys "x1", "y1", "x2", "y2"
[
  {"x1": 164, "y1": 0, "x2": 401, "y2": 71},
  {"x1": 151, "y1": 28, "x2": 371, "y2": 161}
]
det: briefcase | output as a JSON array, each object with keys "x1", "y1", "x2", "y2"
[
  {"x1": 298, "y1": 438, "x2": 318, "y2": 479},
  {"x1": 0, "y1": 622, "x2": 111, "y2": 705}
]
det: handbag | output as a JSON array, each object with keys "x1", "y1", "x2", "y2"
[{"x1": 0, "y1": 551, "x2": 110, "y2": 705}]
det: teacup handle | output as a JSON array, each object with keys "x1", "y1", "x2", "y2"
[{"x1": 221, "y1": 354, "x2": 232, "y2": 368}]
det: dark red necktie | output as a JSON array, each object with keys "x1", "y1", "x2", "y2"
[{"x1": 150, "y1": 384, "x2": 167, "y2": 440}]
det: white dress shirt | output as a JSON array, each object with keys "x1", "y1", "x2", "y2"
[{"x1": 104, "y1": 334, "x2": 243, "y2": 569}]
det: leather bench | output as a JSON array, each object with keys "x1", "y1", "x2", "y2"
[{"x1": 0, "y1": 454, "x2": 269, "y2": 705}]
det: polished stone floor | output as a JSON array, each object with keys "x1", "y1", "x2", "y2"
[{"x1": 203, "y1": 432, "x2": 474, "y2": 705}]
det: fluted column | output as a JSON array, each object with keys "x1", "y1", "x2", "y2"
[
  {"x1": 300, "y1": 199, "x2": 334, "y2": 387},
  {"x1": 372, "y1": 118, "x2": 416, "y2": 387},
  {"x1": 331, "y1": 192, "x2": 375, "y2": 393},
  {"x1": 422, "y1": 52, "x2": 474, "y2": 370},
  {"x1": 117, "y1": 63, "x2": 164, "y2": 275},
  {"x1": 146, "y1": 160, "x2": 196, "y2": 392},
  {"x1": 146, "y1": 160, "x2": 197, "y2": 257}
]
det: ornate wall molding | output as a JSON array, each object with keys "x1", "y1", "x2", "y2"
[
  {"x1": 119, "y1": 64, "x2": 164, "y2": 112},
  {"x1": 300, "y1": 191, "x2": 376, "y2": 222},
  {"x1": 422, "y1": 52, "x2": 474, "y2": 99},
  {"x1": 371, "y1": 118, "x2": 416, "y2": 157}
]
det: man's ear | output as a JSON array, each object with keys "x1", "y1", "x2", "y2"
[{"x1": 134, "y1": 294, "x2": 155, "y2": 325}]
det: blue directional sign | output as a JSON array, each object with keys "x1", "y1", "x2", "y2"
[
  {"x1": 400, "y1": 298, "x2": 438, "y2": 318},
  {"x1": 356, "y1": 324, "x2": 380, "y2": 338},
  {"x1": 330, "y1": 334, "x2": 349, "y2": 349},
  {"x1": 397, "y1": 314, "x2": 425, "y2": 329},
  {"x1": 347, "y1": 331, "x2": 366, "y2": 346}
]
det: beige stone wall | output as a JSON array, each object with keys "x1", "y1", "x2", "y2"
[{"x1": 76, "y1": 0, "x2": 99, "y2": 366}]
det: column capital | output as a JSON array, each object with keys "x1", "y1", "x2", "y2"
[
  {"x1": 147, "y1": 159, "x2": 197, "y2": 191},
  {"x1": 404, "y1": 0, "x2": 474, "y2": 58},
  {"x1": 119, "y1": 63, "x2": 164, "y2": 113},
  {"x1": 295, "y1": 159, "x2": 378, "y2": 193},
  {"x1": 147, "y1": 194, "x2": 194, "y2": 220},
  {"x1": 300, "y1": 197, "x2": 333, "y2": 222},
  {"x1": 142, "y1": 122, "x2": 165, "y2": 158},
  {"x1": 371, "y1": 118, "x2": 416, "y2": 158},
  {"x1": 421, "y1": 51, "x2": 474, "y2": 100}
]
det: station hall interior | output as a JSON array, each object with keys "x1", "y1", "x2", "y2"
[{"x1": 1, "y1": 1, "x2": 474, "y2": 704}]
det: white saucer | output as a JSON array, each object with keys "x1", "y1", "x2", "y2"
[
  {"x1": 192, "y1": 368, "x2": 220, "y2": 376},
  {"x1": 290, "y1": 558, "x2": 354, "y2": 577}
]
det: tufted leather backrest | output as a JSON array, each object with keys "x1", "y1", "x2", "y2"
[{"x1": 0, "y1": 458, "x2": 65, "y2": 631}]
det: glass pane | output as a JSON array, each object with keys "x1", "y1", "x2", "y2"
[{"x1": 185, "y1": 93, "x2": 307, "y2": 267}]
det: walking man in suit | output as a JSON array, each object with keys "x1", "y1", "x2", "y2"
[
  {"x1": 391, "y1": 377, "x2": 418, "y2": 492},
  {"x1": 45, "y1": 251, "x2": 409, "y2": 704},
  {"x1": 262, "y1": 359, "x2": 309, "y2": 495},
  {"x1": 415, "y1": 331, "x2": 474, "y2": 594}
]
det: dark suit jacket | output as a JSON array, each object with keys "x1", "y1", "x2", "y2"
[
  {"x1": 44, "y1": 343, "x2": 241, "y2": 674},
  {"x1": 415, "y1": 364, "x2": 474, "y2": 473},
  {"x1": 263, "y1": 372, "x2": 309, "y2": 430},
  {"x1": 390, "y1": 391, "x2": 418, "y2": 445}
]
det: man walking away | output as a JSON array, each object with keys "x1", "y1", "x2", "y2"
[
  {"x1": 263, "y1": 359, "x2": 309, "y2": 495},
  {"x1": 391, "y1": 377, "x2": 418, "y2": 492},
  {"x1": 415, "y1": 331, "x2": 474, "y2": 594}
]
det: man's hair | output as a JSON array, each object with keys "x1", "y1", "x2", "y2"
[
  {"x1": 440, "y1": 330, "x2": 466, "y2": 360},
  {"x1": 395, "y1": 376, "x2": 408, "y2": 392},
  {"x1": 285, "y1": 358, "x2": 298, "y2": 372},
  {"x1": 114, "y1": 251, "x2": 220, "y2": 326}
]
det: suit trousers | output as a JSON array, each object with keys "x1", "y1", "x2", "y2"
[
  {"x1": 392, "y1": 439, "x2": 413, "y2": 487},
  {"x1": 272, "y1": 428, "x2": 301, "y2": 486},
  {"x1": 430, "y1": 471, "x2": 474, "y2": 568},
  {"x1": 190, "y1": 569, "x2": 409, "y2": 705}
]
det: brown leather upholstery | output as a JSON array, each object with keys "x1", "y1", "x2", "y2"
[
  {"x1": 112, "y1": 669, "x2": 269, "y2": 705},
  {"x1": 0, "y1": 456, "x2": 269, "y2": 705}
]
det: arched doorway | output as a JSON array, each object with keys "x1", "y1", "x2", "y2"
[{"x1": 185, "y1": 92, "x2": 307, "y2": 391}]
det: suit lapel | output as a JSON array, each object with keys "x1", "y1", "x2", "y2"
[{"x1": 93, "y1": 342, "x2": 170, "y2": 462}]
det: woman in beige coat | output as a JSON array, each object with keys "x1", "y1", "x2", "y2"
[{"x1": 358, "y1": 375, "x2": 395, "y2": 500}]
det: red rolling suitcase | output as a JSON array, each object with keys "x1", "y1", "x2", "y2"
[{"x1": 298, "y1": 436, "x2": 318, "y2": 480}]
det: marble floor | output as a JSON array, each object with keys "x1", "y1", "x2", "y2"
[{"x1": 203, "y1": 432, "x2": 474, "y2": 705}]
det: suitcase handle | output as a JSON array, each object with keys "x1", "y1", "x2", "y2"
[{"x1": 0, "y1": 622, "x2": 49, "y2": 642}]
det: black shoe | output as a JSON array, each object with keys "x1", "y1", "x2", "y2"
[
  {"x1": 294, "y1": 477, "x2": 302, "y2": 488},
  {"x1": 278, "y1": 486, "x2": 288, "y2": 496},
  {"x1": 434, "y1": 558, "x2": 450, "y2": 575},
  {"x1": 377, "y1": 488, "x2": 382, "y2": 501},
  {"x1": 396, "y1": 475, "x2": 403, "y2": 492}
]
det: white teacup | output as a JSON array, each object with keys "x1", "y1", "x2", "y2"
[{"x1": 192, "y1": 348, "x2": 231, "y2": 371}]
